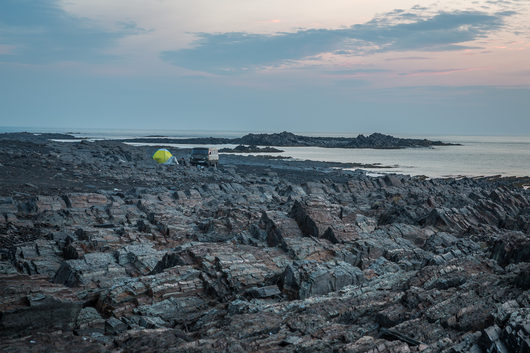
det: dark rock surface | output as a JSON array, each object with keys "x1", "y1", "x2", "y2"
[
  {"x1": 0, "y1": 136, "x2": 528, "y2": 353},
  {"x1": 219, "y1": 145, "x2": 284, "y2": 153},
  {"x1": 122, "y1": 131, "x2": 460, "y2": 149}
]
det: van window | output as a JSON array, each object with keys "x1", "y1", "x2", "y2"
[{"x1": 191, "y1": 148, "x2": 209, "y2": 155}]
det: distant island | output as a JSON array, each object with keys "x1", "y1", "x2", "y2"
[
  {"x1": 121, "y1": 131, "x2": 460, "y2": 149},
  {"x1": 219, "y1": 145, "x2": 284, "y2": 153},
  {"x1": 0, "y1": 131, "x2": 460, "y2": 149}
]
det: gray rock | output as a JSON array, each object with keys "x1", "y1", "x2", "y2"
[
  {"x1": 54, "y1": 252, "x2": 127, "y2": 287},
  {"x1": 281, "y1": 260, "x2": 364, "y2": 299},
  {"x1": 105, "y1": 317, "x2": 128, "y2": 335},
  {"x1": 0, "y1": 275, "x2": 83, "y2": 336},
  {"x1": 490, "y1": 231, "x2": 530, "y2": 266},
  {"x1": 75, "y1": 307, "x2": 105, "y2": 335},
  {"x1": 244, "y1": 285, "x2": 281, "y2": 299},
  {"x1": 480, "y1": 325, "x2": 510, "y2": 353}
]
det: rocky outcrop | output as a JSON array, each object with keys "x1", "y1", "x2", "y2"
[
  {"x1": 0, "y1": 275, "x2": 83, "y2": 336},
  {"x1": 122, "y1": 131, "x2": 459, "y2": 149},
  {"x1": 490, "y1": 231, "x2": 530, "y2": 266},
  {"x1": 238, "y1": 132, "x2": 459, "y2": 148},
  {"x1": 281, "y1": 260, "x2": 364, "y2": 299}
]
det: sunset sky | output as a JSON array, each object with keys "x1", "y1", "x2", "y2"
[{"x1": 1, "y1": 0, "x2": 529, "y2": 134}]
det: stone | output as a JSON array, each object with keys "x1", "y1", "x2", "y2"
[
  {"x1": 281, "y1": 260, "x2": 364, "y2": 299},
  {"x1": 244, "y1": 285, "x2": 281, "y2": 299},
  {"x1": 105, "y1": 317, "x2": 128, "y2": 335},
  {"x1": 480, "y1": 325, "x2": 510, "y2": 353},
  {"x1": 0, "y1": 274, "x2": 83, "y2": 336},
  {"x1": 75, "y1": 307, "x2": 105, "y2": 335},
  {"x1": 53, "y1": 252, "x2": 127, "y2": 287},
  {"x1": 490, "y1": 231, "x2": 530, "y2": 266}
]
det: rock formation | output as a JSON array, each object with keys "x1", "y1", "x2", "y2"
[
  {"x1": 0, "y1": 136, "x2": 528, "y2": 352},
  {"x1": 120, "y1": 131, "x2": 459, "y2": 149}
]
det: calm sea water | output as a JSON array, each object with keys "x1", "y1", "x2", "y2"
[
  {"x1": 2, "y1": 127, "x2": 529, "y2": 178},
  {"x1": 275, "y1": 136, "x2": 530, "y2": 178}
]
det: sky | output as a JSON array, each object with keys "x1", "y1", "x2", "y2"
[{"x1": 0, "y1": 0, "x2": 529, "y2": 135}]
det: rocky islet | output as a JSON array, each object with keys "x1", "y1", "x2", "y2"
[
  {"x1": 121, "y1": 131, "x2": 460, "y2": 149},
  {"x1": 219, "y1": 145, "x2": 284, "y2": 153}
]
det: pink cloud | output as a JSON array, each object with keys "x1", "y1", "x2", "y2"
[
  {"x1": 399, "y1": 67, "x2": 487, "y2": 77},
  {"x1": 257, "y1": 19, "x2": 281, "y2": 24}
]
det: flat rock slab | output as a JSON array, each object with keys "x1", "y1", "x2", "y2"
[{"x1": 0, "y1": 274, "x2": 83, "y2": 336}]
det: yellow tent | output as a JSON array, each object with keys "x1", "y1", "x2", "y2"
[{"x1": 152, "y1": 149, "x2": 173, "y2": 164}]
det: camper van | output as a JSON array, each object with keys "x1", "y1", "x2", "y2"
[{"x1": 190, "y1": 147, "x2": 219, "y2": 167}]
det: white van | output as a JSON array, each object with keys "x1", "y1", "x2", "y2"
[{"x1": 190, "y1": 147, "x2": 219, "y2": 167}]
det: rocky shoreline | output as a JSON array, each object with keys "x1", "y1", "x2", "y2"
[{"x1": 0, "y1": 134, "x2": 528, "y2": 353}]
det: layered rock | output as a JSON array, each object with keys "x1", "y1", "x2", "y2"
[{"x1": 0, "y1": 136, "x2": 528, "y2": 353}]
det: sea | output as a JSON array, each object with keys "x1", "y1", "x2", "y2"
[{"x1": 2, "y1": 127, "x2": 529, "y2": 178}]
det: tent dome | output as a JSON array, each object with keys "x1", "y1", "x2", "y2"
[{"x1": 152, "y1": 149, "x2": 173, "y2": 164}]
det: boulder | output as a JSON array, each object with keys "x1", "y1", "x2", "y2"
[
  {"x1": 75, "y1": 307, "x2": 105, "y2": 335},
  {"x1": 281, "y1": 260, "x2": 364, "y2": 299},
  {"x1": 490, "y1": 231, "x2": 530, "y2": 266}
]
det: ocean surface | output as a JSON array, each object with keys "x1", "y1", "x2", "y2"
[{"x1": 2, "y1": 127, "x2": 529, "y2": 178}]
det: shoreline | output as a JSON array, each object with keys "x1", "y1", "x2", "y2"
[
  {"x1": 0, "y1": 133, "x2": 529, "y2": 352},
  {"x1": 3, "y1": 131, "x2": 529, "y2": 179},
  {"x1": 0, "y1": 135, "x2": 528, "y2": 196},
  {"x1": 0, "y1": 131, "x2": 460, "y2": 148}
]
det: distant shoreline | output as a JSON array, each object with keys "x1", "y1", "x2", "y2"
[
  {"x1": 0, "y1": 131, "x2": 460, "y2": 149},
  {"x1": 2, "y1": 127, "x2": 529, "y2": 139}
]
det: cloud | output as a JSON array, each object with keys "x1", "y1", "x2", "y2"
[
  {"x1": 324, "y1": 68, "x2": 390, "y2": 75},
  {"x1": 398, "y1": 68, "x2": 485, "y2": 77},
  {"x1": 385, "y1": 56, "x2": 430, "y2": 61},
  {"x1": 352, "y1": 11, "x2": 504, "y2": 51},
  {"x1": 161, "y1": 29, "x2": 346, "y2": 73},
  {"x1": 0, "y1": 0, "x2": 131, "y2": 63},
  {"x1": 161, "y1": 10, "x2": 513, "y2": 73}
]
